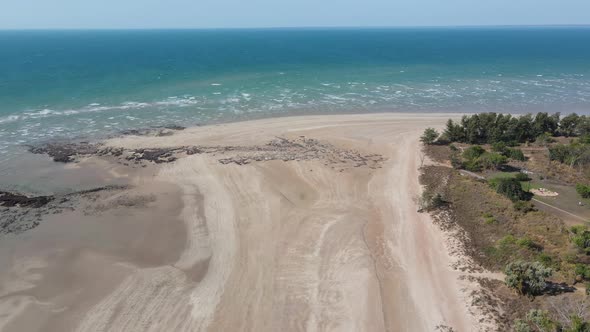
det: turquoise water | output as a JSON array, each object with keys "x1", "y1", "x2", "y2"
[{"x1": 1, "y1": 27, "x2": 590, "y2": 160}]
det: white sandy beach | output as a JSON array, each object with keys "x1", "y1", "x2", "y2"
[{"x1": 0, "y1": 113, "x2": 487, "y2": 331}]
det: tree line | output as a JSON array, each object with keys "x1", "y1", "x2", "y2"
[{"x1": 443, "y1": 112, "x2": 590, "y2": 145}]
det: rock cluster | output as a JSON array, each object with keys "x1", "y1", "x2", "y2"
[{"x1": 27, "y1": 136, "x2": 386, "y2": 171}]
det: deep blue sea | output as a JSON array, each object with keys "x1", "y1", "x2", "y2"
[{"x1": 1, "y1": 27, "x2": 590, "y2": 162}]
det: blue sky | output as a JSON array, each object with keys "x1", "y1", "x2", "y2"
[{"x1": 2, "y1": 0, "x2": 590, "y2": 29}]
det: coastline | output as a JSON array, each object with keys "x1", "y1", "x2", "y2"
[{"x1": 0, "y1": 113, "x2": 491, "y2": 331}]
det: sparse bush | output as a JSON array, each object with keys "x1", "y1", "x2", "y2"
[
  {"x1": 419, "y1": 191, "x2": 447, "y2": 211},
  {"x1": 536, "y1": 132, "x2": 556, "y2": 146},
  {"x1": 499, "y1": 235, "x2": 517, "y2": 246},
  {"x1": 421, "y1": 128, "x2": 440, "y2": 145},
  {"x1": 450, "y1": 153, "x2": 463, "y2": 169},
  {"x1": 526, "y1": 309, "x2": 556, "y2": 331},
  {"x1": 567, "y1": 315, "x2": 590, "y2": 332},
  {"x1": 431, "y1": 193, "x2": 446, "y2": 208},
  {"x1": 513, "y1": 201, "x2": 536, "y2": 213},
  {"x1": 505, "y1": 260, "x2": 552, "y2": 296},
  {"x1": 517, "y1": 237, "x2": 538, "y2": 250},
  {"x1": 483, "y1": 212, "x2": 497, "y2": 224}
]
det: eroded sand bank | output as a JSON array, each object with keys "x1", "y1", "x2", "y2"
[{"x1": 0, "y1": 113, "x2": 486, "y2": 331}]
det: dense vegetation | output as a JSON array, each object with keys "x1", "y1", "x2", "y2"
[
  {"x1": 420, "y1": 114, "x2": 590, "y2": 330},
  {"x1": 442, "y1": 112, "x2": 590, "y2": 145},
  {"x1": 514, "y1": 308, "x2": 590, "y2": 332}
]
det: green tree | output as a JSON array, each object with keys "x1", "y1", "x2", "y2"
[
  {"x1": 561, "y1": 113, "x2": 581, "y2": 137},
  {"x1": 421, "y1": 128, "x2": 439, "y2": 145},
  {"x1": 505, "y1": 261, "x2": 553, "y2": 296},
  {"x1": 495, "y1": 178, "x2": 529, "y2": 202},
  {"x1": 443, "y1": 119, "x2": 465, "y2": 142},
  {"x1": 534, "y1": 112, "x2": 560, "y2": 137}
]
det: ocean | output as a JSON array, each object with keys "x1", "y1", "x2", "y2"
[{"x1": 1, "y1": 27, "x2": 590, "y2": 172}]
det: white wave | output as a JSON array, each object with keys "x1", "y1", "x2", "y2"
[{"x1": 0, "y1": 115, "x2": 21, "y2": 124}]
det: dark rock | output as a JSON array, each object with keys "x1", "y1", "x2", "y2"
[{"x1": 0, "y1": 191, "x2": 53, "y2": 208}]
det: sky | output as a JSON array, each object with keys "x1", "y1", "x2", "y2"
[{"x1": 1, "y1": 0, "x2": 590, "y2": 29}]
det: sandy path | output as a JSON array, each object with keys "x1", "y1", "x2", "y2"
[{"x1": 1, "y1": 113, "x2": 483, "y2": 331}]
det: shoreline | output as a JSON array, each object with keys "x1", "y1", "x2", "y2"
[{"x1": 0, "y1": 113, "x2": 491, "y2": 331}]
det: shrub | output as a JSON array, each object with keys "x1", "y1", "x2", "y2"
[
  {"x1": 431, "y1": 194, "x2": 446, "y2": 209},
  {"x1": 478, "y1": 152, "x2": 508, "y2": 170},
  {"x1": 517, "y1": 237, "x2": 540, "y2": 251},
  {"x1": 576, "y1": 184, "x2": 590, "y2": 199},
  {"x1": 568, "y1": 316, "x2": 590, "y2": 332},
  {"x1": 508, "y1": 148, "x2": 526, "y2": 161},
  {"x1": 574, "y1": 264, "x2": 590, "y2": 280},
  {"x1": 537, "y1": 253, "x2": 554, "y2": 268},
  {"x1": 504, "y1": 260, "x2": 553, "y2": 296},
  {"x1": 570, "y1": 226, "x2": 590, "y2": 255},
  {"x1": 495, "y1": 178, "x2": 530, "y2": 202},
  {"x1": 464, "y1": 160, "x2": 482, "y2": 172},
  {"x1": 419, "y1": 191, "x2": 447, "y2": 211},
  {"x1": 499, "y1": 235, "x2": 517, "y2": 246},
  {"x1": 491, "y1": 141, "x2": 509, "y2": 155},
  {"x1": 483, "y1": 213, "x2": 497, "y2": 224},
  {"x1": 463, "y1": 145, "x2": 486, "y2": 160},
  {"x1": 421, "y1": 128, "x2": 439, "y2": 145},
  {"x1": 515, "y1": 172, "x2": 532, "y2": 182}
]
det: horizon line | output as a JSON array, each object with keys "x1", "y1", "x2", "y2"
[{"x1": 1, "y1": 24, "x2": 590, "y2": 31}]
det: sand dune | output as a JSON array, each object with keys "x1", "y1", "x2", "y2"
[{"x1": 0, "y1": 113, "x2": 485, "y2": 331}]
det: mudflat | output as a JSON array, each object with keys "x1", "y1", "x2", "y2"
[{"x1": 0, "y1": 113, "x2": 487, "y2": 331}]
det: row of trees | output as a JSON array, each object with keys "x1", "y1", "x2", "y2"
[{"x1": 443, "y1": 113, "x2": 590, "y2": 145}]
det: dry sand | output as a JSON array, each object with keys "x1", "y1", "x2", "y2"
[{"x1": 0, "y1": 113, "x2": 489, "y2": 331}]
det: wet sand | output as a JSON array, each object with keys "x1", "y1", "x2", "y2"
[{"x1": 0, "y1": 113, "x2": 487, "y2": 331}]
